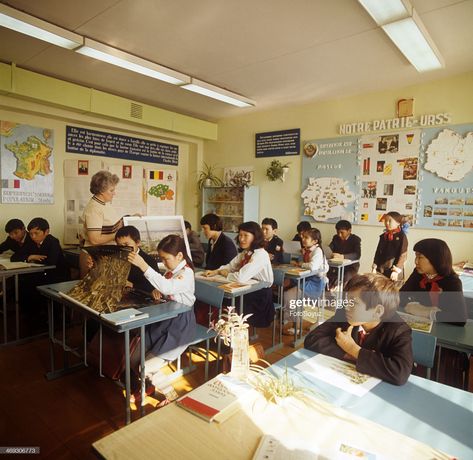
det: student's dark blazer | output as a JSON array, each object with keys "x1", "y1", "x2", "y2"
[
  {"x1": 129, "y1": 249, "x2": 160, "y2": 293},
  {"x1": 0, "y1": 234, "x2": 33, "y2": 256},
  {"x1": 11, "y1": 234, "x2": 69, "y2": 283},
  {"x1": 304, "y1": 309, "x2": 413, "y2": 385},
  {"x1": 400, "y1": 270, "x2": 467, "y2": 326},
  {"x1": 205, "y1": 232, "x2": 237, "y2": 270}
]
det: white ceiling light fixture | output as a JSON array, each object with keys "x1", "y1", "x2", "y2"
[
  {"x1": 383, "y1": 11, "x2": 444, "y2": 72},
  {"x1": 0, "y1": 3, "x2": 82, "y2": 49},
  {"x1": 181, "y1": 78, "x2": 255, "y2": 108},
  {"x1": 76, "y1": 38, "x2": 190, "y2": 85},
  {"x1": 358, "y1": 0, "x2": 444, "y2": 72}
]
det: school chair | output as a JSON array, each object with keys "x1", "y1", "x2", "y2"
[
  {"x1": 281, "y1": 252, "x2": 291, "y2": 264},
  {"x1": 270, "y1": 269, "x2": 285, "y2": 350},
  {"x1": 411, "y1": 330, "x2": 437, "y2": 380},
  {"x1": 185, "y1": 281, "x2": 225, "y2": 380}
]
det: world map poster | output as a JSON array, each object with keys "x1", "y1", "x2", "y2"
[{"x1": 0, "y1": 121, "x2": 54, "y2": 204}]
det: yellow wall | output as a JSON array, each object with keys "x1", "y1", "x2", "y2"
[
  {"x1": 204, "y1": 72, "x2": 473, "y2": 274},
  {"x1": 0, "y1": 95, "x2": 204, "y2": 243}
]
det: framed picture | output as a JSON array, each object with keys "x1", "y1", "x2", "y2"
[
  {"x1": 122, "y1": 165, "x2": 132, "y2": 179},
  {"x1": 122, "y1": 215, "x2": 191, "y2": 260},
  {"x1": 78, "y1": 160, "x2": 89, "y2": 175}
]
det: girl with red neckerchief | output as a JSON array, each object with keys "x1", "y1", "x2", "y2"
[
  {"x1": 400, "y1": 238, "x2": 467, "y2": 326},
  {"x1": 372, "y1": 211, "x2": 408, "y2": 282}
]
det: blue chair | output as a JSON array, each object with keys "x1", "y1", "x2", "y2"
[
  {"x1": 186, "y1": 282, "x2": 225, "y2": 380},
  {"x1": 411, "y1": 330, "x2": 437, "y2": 379}
]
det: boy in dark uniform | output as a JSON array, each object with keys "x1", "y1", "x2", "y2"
[
  {"x1": 327, "y1": 220, "x2": 361, "y2": 289},
  {"x1": 261, "y1": 217, "x2": 284, "y2": 264},
  {"x1": 0, "y1": 219, "x2": 32, "y2": 255},
  {"x1": 304, "y1": 273, "x2": 413, "y2": 386}
]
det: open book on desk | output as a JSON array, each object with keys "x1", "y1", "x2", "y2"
[
  {"x1": 0, "y1": 259, "x2": 40, "y2": 270},
  {"x1": 397, "y1": 311, "x2": 433, "y2": 333}
]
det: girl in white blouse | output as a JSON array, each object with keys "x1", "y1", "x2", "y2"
[
  {"x1": 205, "y1": 221, "x2": 275, "y2": 327},
  {"x1": 283, "y1": 228, "x2": 328, "y2": 335},
  {"x1": 128, "y1": 234, "x2": 196, "y2": 389}
]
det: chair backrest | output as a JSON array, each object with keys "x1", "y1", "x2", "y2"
[
  {"x1": 195, "y1": 281, "x2": 225, "y2": 308},
  {"x1": 411, "y1": 330, "x2": 437, "y2": 369},
  {"x1": 272, "y1": 269, "x2": 285, "y2": 287},
  {"x1": 281, "y1": 252, "x2": 292, "y2": 264}
]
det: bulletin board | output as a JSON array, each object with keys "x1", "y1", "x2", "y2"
[
  {"x1": 63, "y1": 159, "x2": 177, "y2": 244},
  {"x1": 301, "y1": 123, "x2": 473, "y2": 231}
]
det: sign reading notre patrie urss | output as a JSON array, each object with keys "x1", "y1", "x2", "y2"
[
  {"x1": 66, "y1": 125, "x2": 179, "y2": 165},
  {"x1": 255, "y1": 128, "x2": 300, "y2": 158}
]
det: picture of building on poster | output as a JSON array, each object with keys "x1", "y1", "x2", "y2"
[
  {"x1": 417, "y1": 124, "x2": 473, "y2": 232},
  {"x1": 0, "y1": 121, "x2": 54, "y2": 204},
  {"x1": 357, "y1": 129, "x2": 420, "y2": 225},
  {"x1": 301, "y1": 177, "x2": 356, "y2": 221}
]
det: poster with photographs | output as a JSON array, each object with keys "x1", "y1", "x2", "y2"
[
  {"x1": 223, "y1": 166, "x2": 254, "y2": 187},
  {"x1": 356, "y1": 130, "x2": 420, "y2": 225},
  {"x1": 417, "y1": 123, "x2": 473, "y2": 232},
  {"x1": 63, "y1": 158, "x2": 104, "y2": 244}
]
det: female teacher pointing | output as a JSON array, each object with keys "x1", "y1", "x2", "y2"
[{"x1": 79, "y1": 170, "x2": 123, "y2": 276}]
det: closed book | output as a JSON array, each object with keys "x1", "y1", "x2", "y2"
[
  {"x1": 101, "y1": 308, "x2": 149, "y2": 325},
  {"x1": 218, "y1": 282, "x2": 252, "y2": 293},
  {"x1": 398, "y1": 311, "x2": 433, "y2": 333},
  {"x1": 177, "y1": 374, "x2": 252, "y2": 423}
]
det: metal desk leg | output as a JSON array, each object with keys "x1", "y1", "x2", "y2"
[
  {"x1": 14, "y1": 274, "x2": 19, "y2": 341},
  {"x1": 124, "y1": 330, "x2": 131, "y2": 425},
  {"x1": 83, "y1": 317, "x2": 88, "y2": 366},
  {"x1": 48, "y1": 298, "x2": 55, "y2": 374},
  {"x1": 140, "y1": 325, "x2": 145, "y2": 417},
  {"x1": 62, "y1": 304, "x2": 69, "y2": 370},
  {"x1": 2, "y1": 276, "x2": 6, "y2": 343}
]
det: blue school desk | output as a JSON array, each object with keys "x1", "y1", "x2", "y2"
[
  {"x1": 0, "y1": 261, "x2": 55, "y2": 344},
  {"x1": 93, "y1": 349, "x2": 473, "y2": 459},
  {"x1": 38, "y1": 280, "x2": 192, "y2": 425}
]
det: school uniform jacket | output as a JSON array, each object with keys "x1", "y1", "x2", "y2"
[
  {"x1": 400, "y1": 270, "x2": 467, "y2": 326},
  {"x1": 205, "y1": 232, "x2": 238, "y2": 270},
  {"x1": 128, "y1": 249, "x2": 160, "y2": 293},
  {"x1": 187, "y1": 230, "x2": 205, "y2": 266},
  {"x1": 373, "y1": 231, "x2": 408, "y2": 276},
  {"x1": 264, "y1": 235, "x2": 284, "y2": 264},
  {"x1": 11, "y1": 234, "x2": 69, "y2": 283},
  {"x1": 0, "y1": 234, "x2": 33, "y2": 256},
  {"x1": 304, "y1": 309, "x2": 413, "y2": 386},
  {"x1": 329, "y1": 234, "x2": 361, "y2": 272}
]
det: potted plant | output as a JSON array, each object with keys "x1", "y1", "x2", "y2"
[
  {"x1": 266, "y1": 160, "x2": 290, "y2": 182},
  {"x1": 197, "y1": 162, "x2": 224, "y2": 189}
]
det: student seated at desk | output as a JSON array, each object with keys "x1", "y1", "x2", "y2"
[
  {"x1": 292, "y1": 220, "x2": 312, "y2": 247},
  {"x1": 262, "y1": 217, "x2": 284, "y2": 264},
  {"x1": 204, "y1": 221, "x2": 274, "y2": 328},
  {"x1": 400, "y1": 238, "x2": 467, "y2": 326},
  {"x1": 200, "y1": 213, "x2": 237, "y2": 270},
  {"x1": 0, "y1": 218, "x2": 32, "y2": 255},
  {"x1": 128, "y1": 234, "x2": 196, "y2": 399},
  {"x1": 283, "y1": 228, "x2": 328, "y2": 335},
  {"x1": 304, "y1": 274, "x2": 413, "y2": 386},
  {"x1": 115, "y1": 225, "x2": 160, "y2": 295},
  {"x1": 327, "y1": 220, "x2": 361, "y2": 289},
  {"x1": 184, "y1": 220, "x2": 205, "y2": 267}
]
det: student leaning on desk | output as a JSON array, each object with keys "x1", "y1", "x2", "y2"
[{"x1": 304, "y1": 273, "x2": 413, "y2": 385}]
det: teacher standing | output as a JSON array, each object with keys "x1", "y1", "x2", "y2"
[{"x1": 80, "y1": 170, "x2": 123, "y2": 277}]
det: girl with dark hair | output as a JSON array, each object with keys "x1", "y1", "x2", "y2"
[
  {"x1": 372, "y1": 211, "x2": 408, "y2": 281},
  {"x1": 283, "y1": 227, "x2": 328, "y2": 335},
  {"x1": 127, "y1": 234, "x2": 196, "y2": 393},
  {"x1": 204, "y1": 221, "x2": 274, "y2": 327},
  {"x1": 400, "y1": 238, "x2": 467, "y2": 326}
]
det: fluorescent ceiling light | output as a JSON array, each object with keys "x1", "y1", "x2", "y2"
[
  {"x1": 76, "y1": 38, "x2": 190, "y2": 85},
  {"x1": 181, "y1": 78, "x2": 255, "y2": 108},
  {"x1": 358, "y1": 0, "x2": 412, "y2": 25},
  {"x1": 382, "y1": 11, "x2": 444, "y2": 72},
  {"x1": 0, "y1": 3, "x2": 82, "y2": 49}
]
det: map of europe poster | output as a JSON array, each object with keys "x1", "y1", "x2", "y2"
[{"x1": 0, "y1": 121, "x2": 54, "y2": 204}]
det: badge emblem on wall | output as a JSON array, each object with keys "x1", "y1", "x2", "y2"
[{"x1": 303, "y1": 142, "x2": 317, "y2": 158}]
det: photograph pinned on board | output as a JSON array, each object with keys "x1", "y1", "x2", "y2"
[
  {"x1": 448, "y1": 208, "x2": 463, "y2": 216},
  {"x1": 362, "y1": 181, "x2": 376, "y2": 199},
  {"x1": 404, "y1": 185, "x2": 416, "y2": 195},
  {"x1": 122, "y1": 165, "x2": 132, "y2": 179},
  {"x1": 78, "y1": 160, "x2": 89, "y2": 175},
  {"x1": 435, "y1": 197, "x2": 448, "y2": 205},
  {"x1": 463, "y1": 220, "x2": 473, "y2": 228},
  {"x1": 375, "y1": 197, "x2": 387, "y2": 211},
  {"x1": 433, "y1": 219, "x2": 447, "y2": 227},
  {"x1": 376, "y1": 161, "x2": 385, "y2": 172},
  {"x1": 383, "y1": 184, "x2": 394, "y2": 196},
  {"x1": 448, "y1": 220, "x2": 462, "y2": 228},
  {"x1": 363, "y1": 158, "x2": 370, "y2": 175},
  {"x1": 423, "y1": 206, "x2": 433, "y2": 217},
  {"x1": 405, "y1": 202, "x2": 413, "y2": 210},
  {"x1": 402, "y1": 158, "x2": 418, "y2": 180},
  {"x1": 449, "y1": 198, "x2": 465, "y2": 205},
  {"x1": 466, "y1": 198, "x2": 473, "y2": 206},
  {"x1": 433, "y1": 208, "x2": 448, "y2": 216}
]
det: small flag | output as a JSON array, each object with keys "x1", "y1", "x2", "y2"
[{"x1": 406, "y1": 133, "x2": 414, "y2": 144}]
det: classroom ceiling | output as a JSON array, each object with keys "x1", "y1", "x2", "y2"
[{"x1": 0, "y1": 0, "x2": 472, "y2": 122}]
